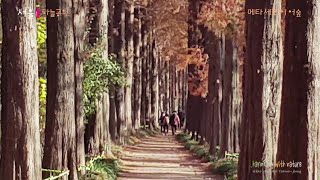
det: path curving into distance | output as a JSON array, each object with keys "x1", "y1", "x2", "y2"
[{"x1": 117, "y1": 132, "x2": 224, "y2": 180}]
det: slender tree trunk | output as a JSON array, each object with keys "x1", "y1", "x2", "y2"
[
  {"x1": 165, "y1": 61, "x2": 170, "y2": 113},
  {"x1": 170, "y1": 65, "x2": 174, "y2": 111},
  {"x1": 204, "y1": 30, "x2": 218, "y2": 154},
  {"x1": 109, "y1": 87, "x2": 118, "y2": 141},
  {"x1": 74, "y1": 0, "x2": 87, "y2": 171},
  {"x1": 124, "y1": 0, "x2": 134, "y2": 133},
  {"x1": 43, "y1": 0, "x2": 79, "y2": 179},
  {"x1": 276, "y1": 1, "x2": 320, "y2": 179},
  {"x1": 109, "y1": 0, "x2": 117, "y2": 142},
  {"x1": 0, "y1": 1, "x2": 41, "y2": 179},
  {"x1": 221, "y1": 37, "x2": 233, "y2": 154},
  {"x1": 187, "y1": 0, "x2": 202, "y2": 137},
  {"x1": 145, "y1": 29, "x2": 152, "y2": 128},
  {"x1": 140, "y1": 10, "x2": 148, "y2": 127},
  {"x1": 86, "y1": 0, "x2": 111, "y2": 155},
  {"x1": 239, "y1": 0, "x2": 283, "y2": 179},
  {"x1": 231, "y1": 38, "x2": 242, "y2": 153},
  {"x1": 99, "y1": 0, "x2": 112, "y2": 156},
  {"x1": 114, "y1": 0, "x2": 126, "y2": 144},
  {"x1": 133, "y1": 7, "x2": 142, "y2": 130},
  {"x1": 151, "y1": 40, "x2": 159, "y2": 129}
]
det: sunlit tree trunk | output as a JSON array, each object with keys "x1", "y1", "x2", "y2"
[
  {"x1": 163, "y1": 60, "x2": 170, "y2": 113},
  {"x1": 114, "y1": 0, "x2": 126, "y2": 144},
  {"x1": 108, "y1": 0, "x2": 118, "y2": 142},
  {"x1": 85, "y1": 0, "x2": 111, "y2": 156},
  {"x1": 239, "y1": 0, "x2": 283, "y2": 179},
  {"x1": 133, "y1": 7, "x2": 142, "y2": 130},
  {"x1": 74, "y1": 0, "x2": 87, "y2": 171},
  {"x1": 124, "y1": 0, "x2": 134, "y2": 132},
  {"x1": 151, "y1": 40, "x2": 159, "y2": 129},
  {"x1": 231, "y1": 38, "x2": 242, "y2": 153},
  {"x1": 221, "y1": 37, "x2": 233, "y2": 154},
  {"x1": 145, "y1": 31, "x2": 152, "y2": 129},
  {"x1": 276, "y1": 0, "x2": 320, "y2": 179},
  {"x1": 140, "y1": 9, "x2": 148, "y2": 127},
  {"x1": 204, "y1": 30, "x2": 218, "y2": 154},
  {"x1": 187, "y1": 0, "x2": 202, "y2": 138},
  {"x1": 0, "y1": 0, "x2": 41, "y2": 179},
  {"x1": 43, "y1": 0, "x2": 79, "y2": 179}
]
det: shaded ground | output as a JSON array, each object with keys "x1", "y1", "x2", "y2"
[{"x1": 117, "y1": 131, "x2": 224, "y2": 180}]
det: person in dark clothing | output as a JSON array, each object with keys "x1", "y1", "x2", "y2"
[
  {"x1": 159, "y1": 112, "x2": 166, "y2": 133},
  {"x1": 163, "y1": 114, "x2": 169, "y2": 135},
  {"x1": 178, "y1": 110, "x2": 185, "y2": 129},
  {"x1": 159, "y1": 112, "x2": 169, "y2": 134},
  {"x1": 169, "y1": 111, "x2": 180, "y2": 135}
]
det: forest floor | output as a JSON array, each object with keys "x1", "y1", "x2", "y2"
[{"x1": 117, "y1": 131, "x2": 224, "y2": 180}]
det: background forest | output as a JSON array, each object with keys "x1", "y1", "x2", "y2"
[{"x1": 0, "y1": 0, "x2": 319, "y2": 179}]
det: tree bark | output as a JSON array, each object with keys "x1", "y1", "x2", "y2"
[
  {"x1": 124, "y1": 0, "x2": 134, "y2": 132},
  {"x1": 146, "y1": 33, "x2": 152, "y2": 129},
  {"x1": 133, "y1": 7, "x2": 142, "y2": 130},
  {"x1": 43, "y1": 0, "x2": 78, "y2": 179},
  {"x1": 239, "y1": 0, "x2": 283, "y2": 179},
  {"x1": 187, "y1": 0, "x2": 202, "y2": 138},
  {"x1": 114, "y1": 0, "x2": 126, "y2": 144},
  {"x1": 109, "y1": 87, "x2": 118, "y2": 141},
  {"x1": 0, "y1": 0, "x2": 42, "y2": 179},
  {"x1": 85, "y1": 0, "x2": 111, "y2": 156},
  {"x1": 151, "y1": 40, "x2": 159, "y2": 129},
  {"x1": 74, "y1": 0, "x2": 87, "y2": 171},
  {"x1": 276, "y1": 1, "x2": 320, "y2": 179},
  {"x1": 140, "y1": 10, "x2": 148, "y2": 127},
  {"x1": 221, "y1": 37, "x2": 233, "y2": 154}
]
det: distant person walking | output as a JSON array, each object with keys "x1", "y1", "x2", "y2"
[
  {"x1": 169, "y1": 111, "x2": 180, "y2": 135},
  {"x1": 159, "y1": 112, "x2": 169, "y2": 135},
  {"x1": 178, "y1": 110, "x2": 185, "y2": 129}
]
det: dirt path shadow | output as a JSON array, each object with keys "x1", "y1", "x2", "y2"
[{"x1": 117, "y1": 131, "x2": 224, "y2": 180}]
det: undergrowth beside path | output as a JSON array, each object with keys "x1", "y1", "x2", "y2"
[
  {"x1": 79, "y1": 127, "x2": 158, "y2": 180},
  {"x1": 117, "y1": 130, "x2": 224, "y2": 180},
  {"x1": 176, "y1": 133, "x2": 238, "y2": 180}
]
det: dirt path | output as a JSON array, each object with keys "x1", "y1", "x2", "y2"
[{"x1": 117, "y1": 132, "x2": 224, "y2": 180}]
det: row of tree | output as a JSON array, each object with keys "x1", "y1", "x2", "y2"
[
  {"x1": 0, "y1": 0, "x2": 188, "y2": 179},
  {"x1": 185, "y1": 0, "x2": 320, "y2": 179}
]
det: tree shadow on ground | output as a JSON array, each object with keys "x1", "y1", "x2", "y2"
[{"x1": 117, "y1": 132, "x2": 225, "y2": 180}]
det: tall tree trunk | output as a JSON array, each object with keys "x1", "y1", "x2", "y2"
[
  {"x1": 239, "y1": 0, "x2": 283, "y2": 179},
  {"x1": 74, "y1": 0, "x2": 87, "y2": 171},
  {"x1": 109, "y1": 87, "x2": 118, "y2": 141},
  {"x1": 187, "y1": 0, "x2": 202, "y2": 137},
  {"x1": 114, "y1": 0, "x2": 126, "y2": 144},
  {"x1": 170, "y1": 65, "x2": 174, "y2": 111},
  {"x1": 204, "y1": 30, "x2": 218, "y2": 154},
  {"x1": 43, "y1": 0, "x2": 78, "y2": 179},
  {"x1": 86, "y1": 0, "x2": 111, "y2": 155},
  {"x1": 97, "y1": 0, "x2": 112, "y2": 155},
  {"x1": 151, "y1": 40, "x2": 159, "y2": 129},
  {"x1": 133, "y1": 7, "x2": 142, "y2": 130},
  {"x1": 140, "y1": 10, "x2": 148, "y2": 127},
  {"x1": 108, "y1": 0, "x2": 118, "y2": 142},
  {"x1": 145, "y1": 26, "x2": 152, "y2": 128},
  {"x1": 124, "y1": 0, "x2": 134, "y2": 132},
  {"x1": 0, "y1": 0, "x2": 42, "y2": 179},
  {"x1": 231, "y1": 38, "x2": 242, "y2": 153},
  {"x1": 221, "y1": 37, "x2": 233, "y2": 154},
  {"x1": 165, "y1": 61, "x2": 170, "y2": 113},
  {"x1": 276, "y1": 1, "x2": 320, "y2": 179}
]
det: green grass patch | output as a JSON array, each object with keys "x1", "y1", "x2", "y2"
[
  {"x1": 111, "y1": 145, "x2": 123, "y2": 158},
  {"x1": 211, "y1": 157, "x2": 238, "y2": 180},
  {"x1": 195, "y1": 147, "x2": 207, "y2": 158},
  {"x1": 80, "y1": 156, "x2": 121, "y2": 180},
  {"x1": 176, "y1": 132, "x2": 238, "y2": 179}
]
